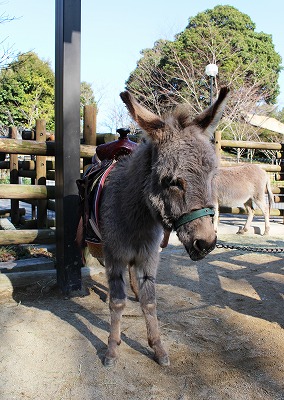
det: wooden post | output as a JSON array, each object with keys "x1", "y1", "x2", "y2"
[
  {"x1": 83, "y1": 105, "x2": 97, "y2": 145},
  {"x1": 280, "y1": 143, "x2": 284, "y2": 224},
  {"x1": 9, "y1": 127, "x2": 20, "y2": 225},
  {"x1": 83, "y1": 104, "x2": 97, "y2": 169},
  {"x1": 35, "y1": 120, "x2": 47, "y2": 228},
  {"x1": 215, "y1": 130, "x2": 222, "y2": 160},
  {"x1": 55, "y1": 0, "x2": 82, "y2": 294}
]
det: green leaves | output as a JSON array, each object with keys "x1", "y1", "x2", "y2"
[
  {"x1": 0, "y1": 52, "x2": 55, "y2": 130},
  {"x1": 0, "y1": 52, "x2": 96, "y2": 131},
  {"x1": 126, "y1": 5, "x2": 282, "y2": 114}
]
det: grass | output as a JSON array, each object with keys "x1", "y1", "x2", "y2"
[{"x1": 0, "y1": 244, "x2": 54, "y2": 262}]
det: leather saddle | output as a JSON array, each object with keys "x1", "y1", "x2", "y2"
[{"x1": 76, "y1": 128, "x2": 138, "y2": 259}]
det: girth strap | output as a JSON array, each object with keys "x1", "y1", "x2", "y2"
[{"x1": 174, "y1": 207, "x2": 215, "y2": 230}]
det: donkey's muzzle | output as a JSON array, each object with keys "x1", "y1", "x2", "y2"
[{"x1": 188, "y1": 236, "x2": 217, "y2": 261}]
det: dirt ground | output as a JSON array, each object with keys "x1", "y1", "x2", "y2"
[{"x1": 0, "y1": 224, "x2": 284, "y2": 400}]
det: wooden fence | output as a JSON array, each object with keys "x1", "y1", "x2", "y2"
[
  {"x1": 0, "y1": 126, "x2": 284, "y2": 249},
  {"x1": 0, "y1": 107, "x2": 97, "y2": 248}
]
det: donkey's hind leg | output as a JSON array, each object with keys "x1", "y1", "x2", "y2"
[
  {"x1": 136, "y1": 263, "x2": 169, "y2": 366},
  {"x1": 104, "y1": 263, "x2": 127, "y2": 367},
  {"x1": 254, "y1": 198, "x2": 270, "y2": 235}
]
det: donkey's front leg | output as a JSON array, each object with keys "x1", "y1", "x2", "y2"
[
  {"x1": 104, "y1": 266, "x2": 127, "y2": 367},
  {"x1": 239, "y1": 200, "x2": 254, "y2": 234},
  {"x1": 138, "y1": 267, "x2": 169, "y2": 366}
]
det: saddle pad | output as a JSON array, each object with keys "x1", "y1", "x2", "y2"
[
  {"x1": 76, "y1": 159, "x2": 115, "y2": 251},
  {"x1": 89, "y1": 162, "x2": 116, "y2": 242}
]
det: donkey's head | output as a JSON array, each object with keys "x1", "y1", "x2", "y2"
[{"x1": 120, "y1": 88, "x2": 229, "y2": 260}]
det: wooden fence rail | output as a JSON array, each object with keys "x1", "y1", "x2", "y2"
[
  {"x1": 1, "y1": 127, "x2": 284, "y2": 248},
  {"x1": 0, "y1": 113, "x2": 97, "y2": 248},
  {"x1": 0, "y1": 229, "x2": 55, "y2": 245},
  {"x1": 0, "y1": 184, "x2": 55, "y2": 199},
  {"x1": 0, "y1": 138, "x2": 96, "y2": 158}
]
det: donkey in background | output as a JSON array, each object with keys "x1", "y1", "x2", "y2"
[
  {"x1": 99, "y1": 87, "x2": 229, "y2": 367},
  {"x1": 213, "y1": 164, "x2": 274, "y2": 235}
]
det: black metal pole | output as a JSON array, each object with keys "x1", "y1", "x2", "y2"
[{"x1": 55, "y1": 0, "x2": 82, "y2": 295}]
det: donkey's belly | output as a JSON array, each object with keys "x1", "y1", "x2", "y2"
[{"x1": 219, "y1": 194, "x2": 251, "y2": 208}]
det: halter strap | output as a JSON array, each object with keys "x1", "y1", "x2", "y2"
[{"x1": 173, "y1": 207, "x2": 215, "y2": 230}]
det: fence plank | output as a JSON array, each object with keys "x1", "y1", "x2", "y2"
[
  {"x1": 0, "y1": 184, "x2": 55, "y2": 199},
  {"x1": 9, "y1": 127, "x2": 20, "y2": 225},
  {"x1": 0, "y1": 137, "x2": 95, "y2": 159},
  {"x1": 221, "y1": 139, "x2": 282, "y2": 151},
  {"x1": 0, "y1": 138, "x2": 55, "y2": 155},
  {"x1": 219, "y1": 206, "x2": 284, "y2": 217},
  {"x1": 0, "y1": 229, "x2": 55, "y2": 245},
  {"x1": 36, "y1": 120, "x2": 48, "y2": 228}
]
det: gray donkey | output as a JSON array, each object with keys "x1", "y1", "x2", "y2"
[
  {"x1": 213, "y1": 164, "x2": 274, "y2": 235},
  {"x1": 99, "y1": 87, "x2": 229, "y2": 367}
]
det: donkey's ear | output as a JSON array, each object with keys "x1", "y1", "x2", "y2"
[
  {"x1": 120, "y1": 91, "x2": 165, "y2": 141},
  {"x1": 191, "y1": 87, "x2": 230, "y2": 138}
]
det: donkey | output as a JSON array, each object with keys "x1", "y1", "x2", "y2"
[
  {"x1": 98, "y1": 87, "x2": 229, "y2": 367},
  {"x1": 212, "y1": 164, "x2": 274, "y2": 235}
]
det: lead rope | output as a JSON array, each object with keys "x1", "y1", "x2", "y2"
[{"x1": 216, "y1": 242, "x2": 284, "y2": 254}]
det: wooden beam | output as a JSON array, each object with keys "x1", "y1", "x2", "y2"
[
  {"x1": 0, "y1": 184, "x2": 55, "y2": 199},
  {"x1": 0, "y1": 137, "x2": 95, "y2": 158},
  {"x1": 0, "y1": 229, "x2": 55, "y2": 245},
  {"x1": 219, "y1": 206, "x2": 284, "y2": 216},
  {"x1": 221, "y1": 140, "x2": 282, "y2": 151},
  {"x1": 0, "y1": 138, "x2": 55, "y2": 155}
]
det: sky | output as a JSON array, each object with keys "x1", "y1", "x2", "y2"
[{"x1": 0, "y1": 0, "x2": 283, "y2": 132}]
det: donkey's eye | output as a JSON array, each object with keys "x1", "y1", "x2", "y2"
[
  {"x1": 161, "y1": 176, "x2": 172, "y2": 188},
  {"x1": 161, "y1": 177, "x2": 185, "y2": 191}
]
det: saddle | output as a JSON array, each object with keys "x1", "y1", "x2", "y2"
[{"x1": 76, "y1": 128, "x2": 138, "y2": 260}]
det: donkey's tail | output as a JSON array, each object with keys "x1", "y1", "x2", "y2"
[{"x1": 266, "y1": 176, "x2": 274, "y2": 210}]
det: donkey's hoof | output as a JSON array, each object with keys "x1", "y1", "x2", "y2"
[
  {"x1": 155, "y1": 354, "x2": 170, "y2": 367},
  {"x1": 103, "y1": 356, "x2": 117, "y2": 367},
  {"x1": 237, "y1": 229, "x2": 246, "y2": 235}
]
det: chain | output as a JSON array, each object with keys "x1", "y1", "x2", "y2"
[{"x1": 216, "y1": 242, "x2": 284, "y2": 253}]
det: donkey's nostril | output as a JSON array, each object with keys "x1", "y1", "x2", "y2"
[
  {"x1": 193, "y1": 237, "x2": 216, "y2": 253},
  {"x1": 193, "y1": 240, "x2": 201, "y2": 252}
]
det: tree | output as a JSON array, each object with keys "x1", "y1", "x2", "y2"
[
  {"x1": 80, "y1": 81, "x2": 96, "y2": 110},
  {"x1": 0, "y1": 11, "x2": 19, "y2": 70},
  {"x1": 0, "y1": 52, "x2": 55, "y2": 130},
  {"x1": 80, "y1": 81, "x2": 96, "y2": 133},
  {"x1": 126, "y1": 5, "x2": 282, "y2": 124},
  {"x1": 102, "y1": 101, "x2": 134, "y2": 133},
  {"x1": 0, "y1": 51, "x2": 97, "y2": 133}
]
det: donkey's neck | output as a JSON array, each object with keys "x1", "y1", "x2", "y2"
[
  {"x1": 121, "y1": 142, "x2": 152, "y2": 198},
  {"x1": 113, "y1": 142, "x2": 156, "y2": 219}
]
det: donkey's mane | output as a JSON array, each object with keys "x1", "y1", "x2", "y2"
[{"x1": 171, "y1": 104, "x2": 194, "y2": 129}]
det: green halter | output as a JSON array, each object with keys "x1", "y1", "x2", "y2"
[{"x1": 173, "y1": 207, "x2": 215, "y2": 230}]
